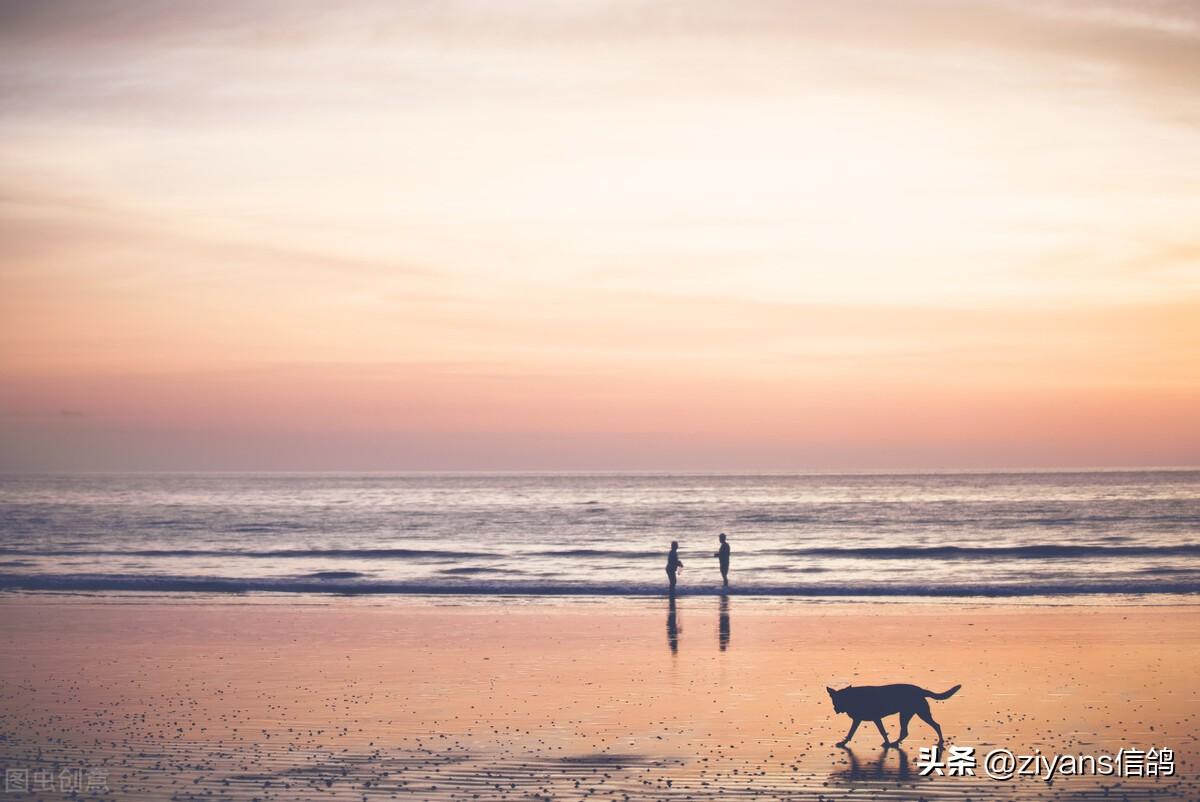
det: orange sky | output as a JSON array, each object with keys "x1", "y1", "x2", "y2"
[{"x1": 1, "y1": 1, "x2": 1198, "y2": 470}]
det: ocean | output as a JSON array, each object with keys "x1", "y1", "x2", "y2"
[{"x1": 1, "y1": 471, "x2": 1197, "y2": 600}]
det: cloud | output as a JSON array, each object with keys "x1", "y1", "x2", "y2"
[
  {"x1": 1, "y1": 1, "x2": 1197, "y2": 469},
  {"x1": 0, "y1": 186, "x2": 432, "y2": 280},
  {"x1": 2, "y1": 1, "x2": 1199, "y2": 122}
]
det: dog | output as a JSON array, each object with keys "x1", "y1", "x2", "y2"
[{"x1": 826, "y1": 683, "x2": 960, "y2": 747}]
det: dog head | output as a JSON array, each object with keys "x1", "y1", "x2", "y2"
[{"x1": 826, "y1": 685, "x2": 849, "y2": 714}]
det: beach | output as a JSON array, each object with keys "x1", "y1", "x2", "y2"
[
  {"x1": 5, "y1": 1, "x2": 1199, "y2": 798},
  {"x1": 1, "y1": 596, "x2": 1196, "y2": 801}
]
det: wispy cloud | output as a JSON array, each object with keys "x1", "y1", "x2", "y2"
[{"x1": 1, "y1": 0, "x2": 1197, "y2": 468}]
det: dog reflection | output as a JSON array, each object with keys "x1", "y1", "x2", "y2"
[{"x1": 830, "y1": 745, "x2": 912, "y2": 783}]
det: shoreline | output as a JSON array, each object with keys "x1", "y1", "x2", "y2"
[
  {"x1": 4, "y1": 588, "x2": 1200, "y2": 609},
  {"x1": 4, "y1": 575, "x2": 1200, "y2": 599}
]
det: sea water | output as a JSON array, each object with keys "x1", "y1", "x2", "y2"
[{"x1": 1, "y1": 471, "x2": 1197, "y2": 600}]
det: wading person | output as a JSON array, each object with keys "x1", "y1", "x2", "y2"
[
  {"x1": 666, "y1": 541, "x2": 684, "y2": 594},
  {"x1": 714, "y1": 532, "x2": 731, "y2": 587}
]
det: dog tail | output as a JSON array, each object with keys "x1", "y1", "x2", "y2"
[{"x1": 925, "y1": 684, "x2": 961, "y2": 701}]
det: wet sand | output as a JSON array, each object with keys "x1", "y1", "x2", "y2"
[{"x1": 0, "y1": 596, "x2": 1197, "y2": 800}]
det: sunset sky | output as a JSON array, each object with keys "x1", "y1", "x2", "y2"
[{"x1": 2, "y1": 0, "x2": 1198, "y2": 471}]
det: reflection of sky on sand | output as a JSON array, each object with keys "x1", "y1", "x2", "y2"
[{"x1": 0, "y1": 600, "x2": 1195, "y2": 801}]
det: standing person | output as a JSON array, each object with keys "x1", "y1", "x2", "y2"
[
  {"x1": 714, "y1": 532, "x2": 731, "y2": 587},
  {"x1": 665, "y1": 541, "x2": 684, "y2": 594}
]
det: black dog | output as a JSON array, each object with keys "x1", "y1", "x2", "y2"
[{"x1": 826, "y1": 683, "x2": 960, "y2": 747}]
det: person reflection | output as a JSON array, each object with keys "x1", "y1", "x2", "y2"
[
  {"x1": 666, "y1": 596, "x2": 679, "y2": 655},
  {"x1": 718, "y1": 592, "x2": 730, "y2": 651}
]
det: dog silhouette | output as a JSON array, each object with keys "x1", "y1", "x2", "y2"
[{"x1": 826, "y1": 683, "x2": 960, "y2": 747}]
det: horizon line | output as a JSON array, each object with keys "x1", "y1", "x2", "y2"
[{"x1": 3, "y1": 466, "x2": 1197, "y2": 477}]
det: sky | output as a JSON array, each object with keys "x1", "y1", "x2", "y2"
[{"x1": 1, "y1": 0, "x2": 1198, "y2": 471}]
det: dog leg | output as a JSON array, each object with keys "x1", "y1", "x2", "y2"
[
  {"x1": 894, "y1": 712, "x2": 913, "y2": 745},
  {"x1": 836, "y1": 718, "x2": 860, "y2": 747},
  {"x1": 917, "y1": 709, "x2": 944, "y2": 745},
  {"x1": 873, "y1": 719, "x2": 890, "y2": 748}
]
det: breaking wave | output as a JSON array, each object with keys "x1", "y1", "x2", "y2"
[{"x1": 2, "y1": 544, "x2": 1197, "y2": 561}]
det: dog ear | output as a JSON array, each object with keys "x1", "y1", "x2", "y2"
[{"x1": 826, "y1": 686, "x2": 836, "y2": 696}]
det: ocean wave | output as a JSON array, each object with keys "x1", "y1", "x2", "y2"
[
  {"x1": 1138, "y1": 566, "x2": 1200, "y2": 576},
  {"x1": 438, "y1": 566, "x2": 528, "y2": 575},
  {"x1": 767, "y1": 544, "x2": 1200, "y2": 559},
  {"x1": 3, "y1": 543, "x2": 1198, "y2": 562},
  {"x1": 736, "y1": 514, "x2": 819, "y2": 524},
  {"x1": 735, "y1": 512, "x2": 1200, "y2": 527},
  {"x1": 1, "y1": 572, "x2": 1197, "y2": 597},
  {"x1": 528, "y1": 548, "x2": 661, "y2": 559},
  {"x1": 230, "y1": 523, "x2": 305, "y2": 533},
  {"x1": 0, "y1": 547, "x2": 491, "y2": 560}
]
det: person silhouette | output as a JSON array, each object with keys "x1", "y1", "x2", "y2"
[
  {"x1": 665, "y1": 541, "x2": 684, "y2": 594},
  {"x1": 714, "y1": 533, "x2": 731, "y2": 586}
]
